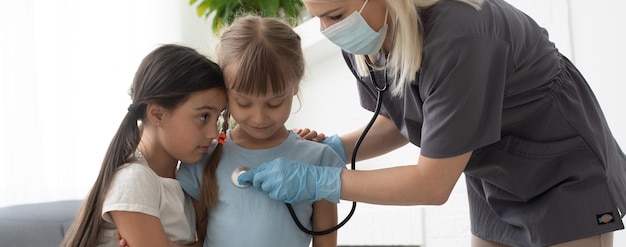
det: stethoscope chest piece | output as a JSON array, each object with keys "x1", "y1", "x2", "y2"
[{"x1": 231, "y1": 166, "x2": 251, "y2": 188}]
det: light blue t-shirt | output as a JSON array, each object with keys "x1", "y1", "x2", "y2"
[{"x1": 177, "y1": 130, "x2": 345, "y2": 247}]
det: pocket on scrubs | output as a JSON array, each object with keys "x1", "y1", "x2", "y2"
[{"x1": 466, "y1": 134, "x2": 604, "y2": 203}]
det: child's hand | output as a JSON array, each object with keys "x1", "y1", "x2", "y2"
[
  {"x1": 293, "y1": 128, "x2": 327, "y2": 142},
  {"x1": 115, "y1": 233, "x2": 129, "y2": 247}
]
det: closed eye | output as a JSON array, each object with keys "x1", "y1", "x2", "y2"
[
  {"x1": 236, "y1": 102, "x2": 251, "y2": 108},
  {"x1": 328, "y1": 14, "x2": 343, "y2": 21}
]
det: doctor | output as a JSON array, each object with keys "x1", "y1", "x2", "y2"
[{"x1": 238, "y1": 0, "x2": 626, "y2": 246}]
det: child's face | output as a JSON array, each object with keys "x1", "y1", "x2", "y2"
[
  {"x1": 159, "y1": 88, "x2": 227, "y2": 164},
  {"x1": 227, "y1": 83, "x2": 296, "y2": 143}
]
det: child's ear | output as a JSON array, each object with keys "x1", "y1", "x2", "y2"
[{"x1": 146, "y1": 103, "x2": 164, "y2": 126}]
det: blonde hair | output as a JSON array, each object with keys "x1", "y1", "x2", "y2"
[
  {"x1": 306, "y1": 0, "x2": 483, "y2": 96},
  {"x1": 194, "y1": 15, "x2": 305, "y2": 225},
  {"x1": 217, "y1": 15, "x2": 305, "y2": 96}
]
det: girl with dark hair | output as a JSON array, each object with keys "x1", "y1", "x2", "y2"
[{"x1": 61, "y1": 44, "x2": 227, "y2": 247}]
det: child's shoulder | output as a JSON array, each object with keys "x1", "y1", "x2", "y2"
[{"x1": 115, "y1": 159, "x2": 158, "y2": 180}]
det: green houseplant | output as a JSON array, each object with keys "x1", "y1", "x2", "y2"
[{"x1": 189, "y1": 0, "x2": 307, "y2": 33}]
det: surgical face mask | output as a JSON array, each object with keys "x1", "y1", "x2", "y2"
[{"x1": 321, "y1": 0, "x2": 388, "y2": 55}]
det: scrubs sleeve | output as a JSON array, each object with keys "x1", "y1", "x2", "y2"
[{"x1": 419, "y1": 36, "x2": 511, "y2": 158}]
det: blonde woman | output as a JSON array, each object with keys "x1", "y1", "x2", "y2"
[{"x1": 239, "y1": 0, "x2": 626, "y2": 246}]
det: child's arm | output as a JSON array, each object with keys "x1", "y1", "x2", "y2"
[
  {"x1": 111, "y1": 211, "x2": 194, "y2": 247},
  {"x1": 311, "y1": 200, "x2": 338, "y2": 247},
  {"x1": 117, "y1": 233, "x2": 202, "y2": 247}
]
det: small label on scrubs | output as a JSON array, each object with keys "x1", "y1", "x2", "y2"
[{"x1": 596, "y1": 212, "x2": 615, "y2": 225}]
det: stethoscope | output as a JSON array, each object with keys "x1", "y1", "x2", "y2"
[{"x1": 230, "y1": 56, "x2": 389, "y2": 235}]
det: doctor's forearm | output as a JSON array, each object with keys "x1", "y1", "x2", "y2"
[
  {"x1": 338, "y1": 166, "x2": 446, "y2": 205},
  {"x1": 342, "y1": 115, "x2": 408, "y2": 162},
  {"x1": 339, "y1": 152, "x2": 470, "y2": 205}
]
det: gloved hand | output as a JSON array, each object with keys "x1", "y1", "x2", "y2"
[
  {"x1": 322, "y1": 134, "x2": 347, "y2": 164},
  {"x1": 238, "y1": 157, "x2": 343, "y2": 203}
]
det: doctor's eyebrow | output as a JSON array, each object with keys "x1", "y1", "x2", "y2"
[{"x1": 318, "y1": 7, "x2": 343, "y2": 18}]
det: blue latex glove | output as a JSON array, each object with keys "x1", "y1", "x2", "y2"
[
  {"x1": 238, "y1": 157, "x2": 343, "y2": 203},
  {"x1": 322, "y1": 134, "x2": 347, "y2": 164}
]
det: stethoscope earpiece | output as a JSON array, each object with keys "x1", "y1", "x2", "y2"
[{"x1": 231, "y1": 166, "x2": 251, "y2": 188}]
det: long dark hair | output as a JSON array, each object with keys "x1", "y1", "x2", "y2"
[{"x1": 61, "y1": 44, "x2": 225, "y2": 247}]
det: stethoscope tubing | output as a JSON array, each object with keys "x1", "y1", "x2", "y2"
[{"x1": 286, "y1": 64, "x2": 387, "y2": 235}]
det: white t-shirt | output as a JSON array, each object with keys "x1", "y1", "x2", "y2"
[{"x1": 97, "y1": 159, "x2": 196, "y2": 246}]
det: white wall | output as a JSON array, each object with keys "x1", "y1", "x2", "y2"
[
  {"x1": 290, "y1": 0, "x2": 626, "y2": 246},
  {"x1": 0, "y1": 0, "x2": 214, "y2": 207},
  {"x1": 568, "y1": 1, "x2": 626, "y2": 245},
  {"x1": 568, "y1": 0, "x2": 626, "y2": 147}
]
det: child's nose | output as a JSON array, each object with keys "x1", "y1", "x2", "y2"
[
  {"x1": 250, "y1": 108, "x2": 268, "y2": 124},
  {"x1": 206, "y1": 124, "x2": 219, "y2": 139}
]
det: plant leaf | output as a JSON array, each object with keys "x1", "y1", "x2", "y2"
[
  {"x1": 258, "y1": 0, "x2": 279, "y2": 17},
  {"x1": 280, "y1": 0, "x2": 303, "y2": 25},
  {"x1": 196, "y1": 0, "x2": 211, "y2": 17},
  {"x1": 193, "y1": 0, "x2": 306, "y2": 32}
]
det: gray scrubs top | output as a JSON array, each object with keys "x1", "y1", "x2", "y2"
[{"x1": 342, "y1": 0, "x2": 626, "y2": 246}]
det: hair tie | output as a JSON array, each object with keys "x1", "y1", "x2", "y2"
[
  {"x1": 127, "y1": 104, "x2": 138, "y2": 114},
  {"x1": 217, "y1": 132, "x2": 227, "y2": 144}
]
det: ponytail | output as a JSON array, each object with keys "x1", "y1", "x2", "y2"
[{"x1": 62, "y1": 109, "x2": 143, "y2": 247}]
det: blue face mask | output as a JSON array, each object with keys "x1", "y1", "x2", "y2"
[{"x1": 321, "y1": 0, "x2": 388, "y2": 55}]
